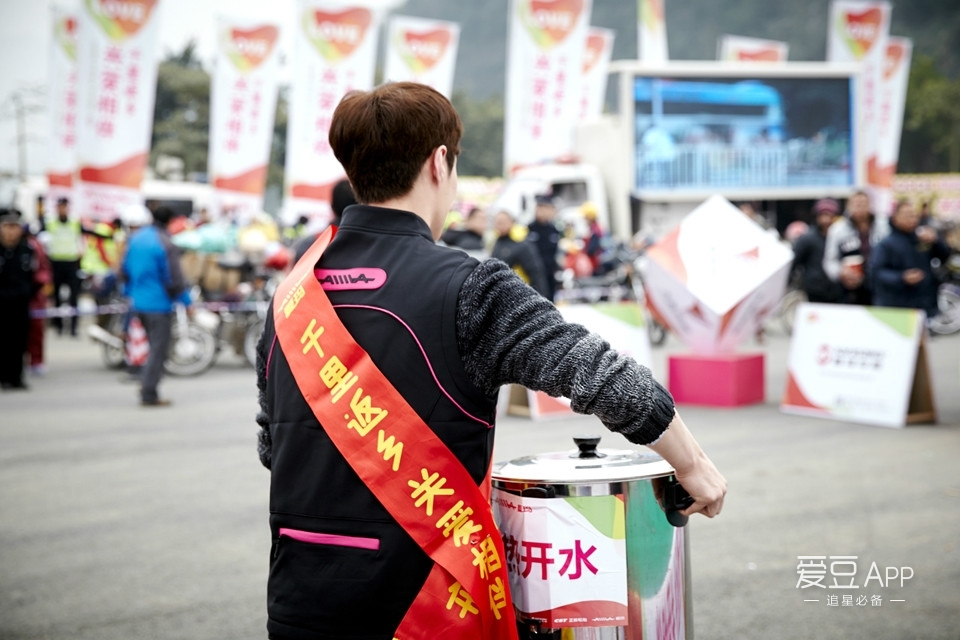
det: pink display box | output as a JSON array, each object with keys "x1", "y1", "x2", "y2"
[{"x1": 668, "y1": 353, "x2": 765, "y2": 407}]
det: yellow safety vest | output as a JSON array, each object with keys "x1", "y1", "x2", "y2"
[
  {"x1": 81, "y1": 223, "x2": 118, "y2": 275},
  {"x1": 47, "y1": 218, "x2": 83, "y2": 261}
]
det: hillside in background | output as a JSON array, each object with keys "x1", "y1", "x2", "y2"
[
  {"x1": 390, "y1": 0, "x2": 960, "y2": 174},
  {"x1": 396, "y1": 0, "x2": 959, "y2": 99},
  {"x1": 149, "y1": 1, "x2": 960, "y2": 188}
]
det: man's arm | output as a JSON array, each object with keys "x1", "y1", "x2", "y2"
[
  {"x1": 457, "y1": 259, "x2": 726, "y2": 517},
  {"x1": 457, "y1": 259, "x2": 672, "y2": 444},
  {"x1": 255, "y1": 311, "x2": 275, "y2": 469}
]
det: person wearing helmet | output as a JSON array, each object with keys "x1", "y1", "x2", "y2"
[{"x1": 581, "y1": 201, "x2": 609, "y2": 275}]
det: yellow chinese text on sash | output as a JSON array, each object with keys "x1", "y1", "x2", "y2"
[{"x1": 272, "y1": 228, "x2": 518, "y2": 640}]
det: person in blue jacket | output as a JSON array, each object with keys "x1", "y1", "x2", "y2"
[
  {"x1": 121, "y1": 206, "x2": 192, "y2": 406},
  {"x1": 870, "y1": 199, "x2": 951, "y2": 320}
]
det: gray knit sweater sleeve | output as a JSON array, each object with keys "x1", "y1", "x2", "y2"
[{"x1": 456, "y1": 259, "x2": 676, "y2": 445}]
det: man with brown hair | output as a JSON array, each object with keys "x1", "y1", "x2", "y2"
[{"x1": 255, "y1": 82, "x2": 725, "y2": 640}]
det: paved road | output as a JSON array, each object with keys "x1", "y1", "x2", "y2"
[{"x1": 1, "y1": 322, "x2": 958, "y2": 639}]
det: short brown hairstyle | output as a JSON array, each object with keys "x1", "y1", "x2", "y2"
[{"x1": 328, "y1": 82, "x2": 462, "y2": 204}]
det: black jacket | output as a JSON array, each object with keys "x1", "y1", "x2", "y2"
[
  {"x1": 791, "y1": 227, "x2": 842, "y2": 303},
  {"x1": 0, "y1": 238, "x2": 38, "y2": 303},
  {"x1": 256, "y1": 206, "x2": 677, "y2": 639},
  {"x1": 491, "y1": 234, "x2": 549, "y2": 297},
  {"x1": 870, "y1": 225, "x2": 951, "y2": 317},
  {"x1": 258, "y1": 206, "x2": 497, "y2": 640}
]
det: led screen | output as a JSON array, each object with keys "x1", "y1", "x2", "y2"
[{"x1": 633, "y1": 76, "x2": 856, "y2": 192}]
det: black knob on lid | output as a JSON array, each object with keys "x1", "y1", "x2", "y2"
[{"x1": 572, "y1": 435, "x2": 605, "y2": 459}]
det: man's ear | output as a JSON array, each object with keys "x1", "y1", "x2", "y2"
[{"x1": 431, "y1": 145, "x2": 448, "y2": 183}]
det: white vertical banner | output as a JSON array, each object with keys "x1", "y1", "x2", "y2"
[
  {"x1": 504, "y1": 0, "x2": 593, "y2": 174},
  {"x1": 827, "y1": 1, "x2": 892, "y2": 201},
  {"x1": 869, "y1": 37, "x2": 913, "y2": 218},
  {"x1": 284, "y1": 2, "x2": 381, "y2": 224},
  {"x1": 637, "y1": 0, "x2": 667, "y2": 62},
  {"x1": 579, "y1": 27, "x2": 614, "y2": 121},
  {"x1": 383, "y1": 15, "x2": 459, "y2": 98},
  {"x1": 75, "y1": 0, "x2": 162, "y2": 221},
  {"x1": 45, "y1": 7, "x2": 79, "y2": 213},
  {"x1": 208, "y1": 17, "x2": 281, "y2": 223},
  {"x1": 718, "y1": 35, "x2": 788, "y2": 62}
]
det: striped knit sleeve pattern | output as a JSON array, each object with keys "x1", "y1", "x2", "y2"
[{"x1": 455, "y1": 259, "x2": 675, "y2": 445}]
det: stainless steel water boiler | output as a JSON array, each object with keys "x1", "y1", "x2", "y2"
[{"x1": 492, "y1": 436, "x2": 693, "y2": 640}]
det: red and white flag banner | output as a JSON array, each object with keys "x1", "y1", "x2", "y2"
[
  {"x1": 46, "y1": 6, "x2": 79, "y2": 214},
  {"x1": 283, "y1": 1, "x2": 381, "y2": 224},
  {"x1": 868, "y1": 37, "x2": 912, "y2": 216},
  {"x1": 504, "y1": 0, "x2": 593, "y2": 174},
  {"x1": 827, "y1": 0, "x2": 892, "y2": 201},
  {"x1": 579, "y1": 27, "x2": 614, "y2": 121},
  {"x1": 75, "y1": 0, "x2": 162, "y2": 221},
  {"x1": 637, "y1": 0, "x2": 667, "y2": 62},
  {"x1": 208, "y1": 16, "x2": 281, "y2": 223},
  {"x1": 718, "y1": 35, "x2": 788, "y2": 62},
  {"x1": 383, "y1": 15, "x2": 459, "y2": 98}
]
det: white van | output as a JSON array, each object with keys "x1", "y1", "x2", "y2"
[{"x1": 491, "y1": 163, "x2": 611, "y2": 238}]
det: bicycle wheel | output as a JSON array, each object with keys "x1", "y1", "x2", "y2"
[
  {"x1": 777, "y1": 289, "x2": 807, "y2": 336},
  {"x1": 647, "y1": 317, "x2": 668, "y2": 347},
  {"x1": 243, "y1": 318, "x2": 265, "y2": 368},
  {"x1": 929, "y1": 286, "x2": 960, "y2": 335},
  {"x1": 99, "y1": 314, "x2": 126, "y2": 370},
  {"x1": 164, "y1": 322, "x2": 217, "y2": 376}
]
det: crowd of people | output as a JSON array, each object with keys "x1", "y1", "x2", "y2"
[
  {"x1": 438, "y1": 192, "x2": 618, "y2": 304},
  {"x1": 2, "y1": 179, "x2": 952, "y2": 399},
  {"x1": 0, "y1": 199, "x2": 194, "y2": 402},
  {"x1": 789, "y1": 190, "x2": 952, "y2": 323}
]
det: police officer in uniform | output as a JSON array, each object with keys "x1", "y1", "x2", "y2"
[
  {"x1": 0, "y1": 210, "x2": 39, "y2": 390},
  {"x1": 45, "y1": 197, "x2": 84, "y2": 336}
]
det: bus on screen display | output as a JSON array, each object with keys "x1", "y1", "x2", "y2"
[{"x1": 627, "y1": 69, "x2": 859, "y2": 196}]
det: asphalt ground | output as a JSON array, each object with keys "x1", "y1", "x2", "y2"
[{"x1": 1, "y1": 319, "x2": 958, "y2": 640}]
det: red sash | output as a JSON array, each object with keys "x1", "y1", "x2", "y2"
[{"x1": 272, "y1": 227, "x2": 518, "y2": 640}]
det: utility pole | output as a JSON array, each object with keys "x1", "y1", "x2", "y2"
[
  {"x1": 12, "y1": 92, "x2": 26, "y2": 181},
  {"x1": 1, "y1": 86, "x2": 45, "y2": 183}
]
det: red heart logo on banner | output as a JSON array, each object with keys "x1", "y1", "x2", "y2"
[
  {"x1": 56, "y1": 15, "x2": 78, "y2": 59},
  {"x1": 225, "y1": 25, "x2": 278, "y2": 72},
  {"x1": 582, "y1": 31, "x2": 606, "y2": 72},
  {"x1": 521, "y1": 0, "x2": 584, "y2": 50},
  {"x1": 87, "y1": 0, "x2": 158, "y2": 41},
  {"x1": 398, "y1": 27, "x2": 451, "y2": 73},
  {"x1": 304, "y1": 7, "x2": 372, "y2": 62},
  {"x1": 883, "y1": 41, "x2": 905, "y2": 79},
  {"x1": 641, "y1": 0, "x2": 664, "y2": 28},
  {"x1": 839, "y1": 7, "x2": 883, "y2": 58}
]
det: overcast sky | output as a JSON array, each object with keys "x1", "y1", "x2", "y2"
[{"x1": 0, "y1": 0, "x2": 406, "y2": 188}]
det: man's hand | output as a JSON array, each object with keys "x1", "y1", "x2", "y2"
[
  {"x1": 647, "y1": 412, "x2": 727, "y2": 519},
  {"x1": 839, "y1": 265, "x2": 864, "y2": 289},
  {"x1": 903, "y1": 268, "x2": 925, "y2": 285},
  {"x1": 916, "y1": 226, "x2": 938, "y2": 244},
  {"x1": 673, "y1": 452, "x2": 727, "y2": 518}
]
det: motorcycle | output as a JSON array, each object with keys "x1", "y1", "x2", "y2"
[
  {"x1": 87, "y1": 295, "x2": 218, "y2": 377},
  {"x1": 556, "y1": 242, "x2": 669, "y2": 347}
]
